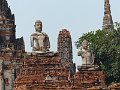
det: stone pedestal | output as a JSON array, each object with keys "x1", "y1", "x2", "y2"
[
  {"x1": 13, "y1": 52, "x2": 70, "y2": 90},
  {"x1": 73, "y1": 65, "x2": 106, "y2": 90}
]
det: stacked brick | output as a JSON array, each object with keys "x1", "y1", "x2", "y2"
[
  {"x1": 72, "y1": 66, "x2": 107, "y2": 90},
  {"x1": 13, "y1": 52, "x2": 71, "y2": 90}
]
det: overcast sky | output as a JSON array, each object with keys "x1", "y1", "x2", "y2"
[{"x1": 7, "y1": 0, "x2": 120, "y2": 66}]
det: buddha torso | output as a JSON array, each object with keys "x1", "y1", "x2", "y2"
[
  {"x1": 81, "y1": 48, "x2": 93, "y2": 65},
  {"x1": 31, "y1": 32, "x2": 49, "y2": 52}
]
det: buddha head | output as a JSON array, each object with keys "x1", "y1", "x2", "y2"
[
  {"x1": 34, "y1": 20, "x2": 42, "y2": 32},
  {"x1": 82, "y1": 40, "x2": 88, "y2": 50}
]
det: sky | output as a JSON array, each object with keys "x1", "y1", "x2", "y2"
[{"x1": 7, "y1": 0, "x2": 120, "y2": 66}]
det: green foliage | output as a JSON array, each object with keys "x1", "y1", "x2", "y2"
[{"x1": 75, "y1": 22, "x2": 120, "y2": 85}]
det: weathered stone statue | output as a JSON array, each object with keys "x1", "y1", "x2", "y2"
[
  {"x1": 78, "y1": 40, "x2": 94, "y2": 65},
  {"x1": 30, "y1": 20, "x2": 50, "y2": 52}
]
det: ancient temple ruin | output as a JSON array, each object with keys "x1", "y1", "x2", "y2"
[
  {"x1": 13, "y1": 21, "x2": 71, "y2": 90},
  {"x1": 1, "y1": 0, "x2": 120, "y2": 90}
]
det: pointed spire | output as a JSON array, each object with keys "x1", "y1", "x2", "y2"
[
  {"x1": 102, "y1": 0, "x2": 113, "y2": 31},
  {"x1": 0, "y1": 0, "x2": 12, "y2": 18}
]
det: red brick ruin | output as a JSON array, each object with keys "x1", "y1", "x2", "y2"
[{"x1": 0, "y1": 0, "x2": 120, "y2": 90}]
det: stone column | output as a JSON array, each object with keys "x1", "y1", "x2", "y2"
[
  {"x1": 9, "y1": 69, "x2": 15, "y2": 90},
  {"x1": 0, "y1": 60, "x2": 4, "y2": 90}
]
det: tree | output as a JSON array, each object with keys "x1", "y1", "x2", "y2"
[{"x1": 75, "y1": 23, "x2": 120, "y2": 85}]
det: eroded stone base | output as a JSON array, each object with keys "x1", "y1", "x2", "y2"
[{"x1": 108, "y1": 83, "x2": 120, "y2": 90}]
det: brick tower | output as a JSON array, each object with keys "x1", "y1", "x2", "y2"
[
  {"x1": 103, "y1": 0, "x2": 113, "y2": 31},
  {"x1": 0, "y1": 0, "x2": 25, "y2": 90},
  {"x1": 57, "y1": 29, "x2": 76, "y2": 77}
]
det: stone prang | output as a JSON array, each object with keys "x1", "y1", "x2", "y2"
[{"x1": 103, "y1": 0, "x2": 113, "y2": 31}]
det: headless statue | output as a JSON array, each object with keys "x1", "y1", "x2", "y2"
[
  {"x1": 78, "y1": 40, "x2": 94, "y2": 65},
  {"x1": 30, "y1": 20, "x2": 50, "y2": 52}
]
